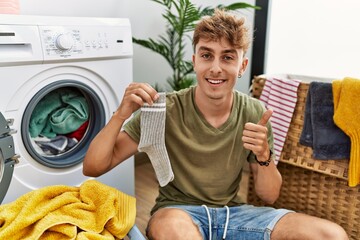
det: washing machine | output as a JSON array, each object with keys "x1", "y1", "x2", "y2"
[{"x1": 0, "y1": 14, "x2": 134, "y2": 204}]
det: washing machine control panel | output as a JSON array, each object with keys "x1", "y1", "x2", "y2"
[
  {"x1": 41, "y1": 28, "x2": 82, "y2": 57},
  {"x1": 39, "y1": 25, "x2": 132, "y2": 61}
]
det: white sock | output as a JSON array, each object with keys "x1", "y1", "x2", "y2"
[{"x1": 138, "y1": 92, "x2": 174, "y2": 187}]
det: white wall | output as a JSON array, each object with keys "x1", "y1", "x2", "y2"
[
  {"x1": 19, "y1": 0, "x2": 122, "y2": 17},
  {"x1": 265, "y1": 0, "x2": 360, "y2": 79},
  {"x1": 18, "y1": 0, "x2": 255, "y2": 93}
]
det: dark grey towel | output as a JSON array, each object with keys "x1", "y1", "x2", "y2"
[{"x1": 299, "y1": 82, "x2": 350, "y2": 159}]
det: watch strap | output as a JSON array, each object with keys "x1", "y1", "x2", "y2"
[{"x1": 255, "y1": 150, "x2": 273, "y2": 167}]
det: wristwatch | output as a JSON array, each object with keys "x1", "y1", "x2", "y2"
[{"x1": 255, "y1": 150, "x2": 273, "y2": 166}]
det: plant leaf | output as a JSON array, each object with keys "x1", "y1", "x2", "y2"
[
  {"x1": 132, "y1": 37, "x2": 171, "y2": 64},
  {"x1": 220, "y1": 3, "x2": 261, "y2": 10}
]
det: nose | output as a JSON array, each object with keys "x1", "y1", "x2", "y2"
[{"x1": 210, "y1": 59, "x2": 222, "y2": 74}]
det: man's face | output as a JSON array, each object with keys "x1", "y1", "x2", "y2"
[{"x1": 192, "y1": 38, "x2": 248, "y2": 100}]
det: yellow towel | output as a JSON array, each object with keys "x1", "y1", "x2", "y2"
[
  {"x1": 0, "y1": 180, "x2": 136, "y2": 240},
  {"x1": 333, "y1": 77, "x2": 360, "y2": 187}
]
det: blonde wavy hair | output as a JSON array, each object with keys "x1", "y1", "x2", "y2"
[{"x1": 193, "y1": 8, "x2": 251, "y2": 55}]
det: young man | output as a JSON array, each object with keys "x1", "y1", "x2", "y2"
[{"x1": 83, "y1": 9, "x2": 348, "y2": 240}]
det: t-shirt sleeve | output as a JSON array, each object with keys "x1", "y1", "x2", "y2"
[{"x1": 123, "y1": 110, "x2": 141, "y2": 143}]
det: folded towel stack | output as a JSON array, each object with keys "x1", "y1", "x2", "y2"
[
  {"x1": 299, "y1": 82, "x2": 350, "y2": 160},
  {"x1": 333, "y1": 77, "x2": 360, "y2": 187},
  {"x1": 259, "y1": 77, "x2": 301, "y2": 164},
  {"x1": 0, "y1": 180, "x2": 136, "y2": 239}
]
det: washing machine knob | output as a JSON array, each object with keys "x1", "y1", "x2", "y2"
[{"x1": 55, "y1": 34, "x2": 74, "y2": 51}]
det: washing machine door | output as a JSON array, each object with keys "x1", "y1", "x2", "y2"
[{"x1": 0, "y1": 112, "x2": 17, "y2": 204}]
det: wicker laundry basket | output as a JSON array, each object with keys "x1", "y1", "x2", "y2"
[{"x1": 247, "y1": 81, "x2": 360, "y2": 240}]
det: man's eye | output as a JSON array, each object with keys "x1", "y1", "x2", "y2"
[
  {"x1": 201, "y1": 53, "x2": 211, "y2": 59},
  {"x1": 224, "y1": 56, "x2": 234, "y2": 61}
]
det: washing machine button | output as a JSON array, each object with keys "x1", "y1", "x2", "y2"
[{"x1": 55, "y1": 34, "x2": 74, "y2": 51}]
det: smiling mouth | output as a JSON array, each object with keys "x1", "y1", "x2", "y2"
[{"x1": 206, "y1": 78, "x2": 225, "y2": 84}]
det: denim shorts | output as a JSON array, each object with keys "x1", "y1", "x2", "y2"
[{"x1": 165, "y1": 204, "x2": 293, "y2": 240}]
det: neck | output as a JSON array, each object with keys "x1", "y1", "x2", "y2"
[{"x1": 194, "y1": 87, "x2": 233, "y2": 128}]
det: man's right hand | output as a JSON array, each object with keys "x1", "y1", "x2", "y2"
[
  {"x1": 83, "y1": 82, "x2": 156, "y2": 177},
  {"x1": 114, "y1": 82, "x2": 159, "y2": 121}
]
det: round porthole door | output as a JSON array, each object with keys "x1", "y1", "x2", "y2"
[
  {"x1": 21, "y1": 80, "x2": 105, "y2": 168},
  {"x1": 0, "y1": 112, "x2": 16, "y2": 203}
]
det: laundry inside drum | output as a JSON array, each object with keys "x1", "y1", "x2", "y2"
[{"x1": 28, "y1": 87, "x2": 90, "y2": 157}]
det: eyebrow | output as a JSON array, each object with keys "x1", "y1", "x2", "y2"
[
  {"x1": 198, "y1": 46, "x2": 214, "y2": 53},
  {"x1": 223, "y1": 49, "x2": 238, "y2": 54},
  {"x1": 198, "y1": 46, "x2": 238, "y2": 55}
]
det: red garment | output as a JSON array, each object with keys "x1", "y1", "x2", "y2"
[{"x1": 66, "y1": 121, "x2": 89, "y2": 141}]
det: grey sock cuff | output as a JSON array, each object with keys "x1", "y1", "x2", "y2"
[{"x1": 141, "y1": 92, "x2": 166, "y2": 112}]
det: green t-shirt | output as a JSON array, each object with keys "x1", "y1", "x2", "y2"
[{"x1": 123, "y1": 86, "x2": 273, "y2": 214}]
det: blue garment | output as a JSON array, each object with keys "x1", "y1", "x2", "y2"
[
  {"x1": 299, "y1": 82, "x2": 350, "y2": 160},
  {"x1": 165, "y1": 204, "x2": 292, "y2": 240}
]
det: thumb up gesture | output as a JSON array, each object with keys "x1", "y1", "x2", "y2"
[{"x1": 242, "y1": 109, "x2": 273, "y2": 159}]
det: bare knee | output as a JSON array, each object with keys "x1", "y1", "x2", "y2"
[
  {"x1": 146, "y1": 208, "x2": 202, "y2": 240},
  {"x1": 322, "y1": 222, "x2": 348, "y2": 240},
  {"x1": 272, "y1": 213, "x2": 349, "y2": 240}
]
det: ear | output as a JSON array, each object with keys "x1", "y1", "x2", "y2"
[
  {"x1": 192, "y1": 54, "x2": 196, "y2": 70},
  {"x1": 238, "y1": 58, "x2": 249, "y2": 76}
]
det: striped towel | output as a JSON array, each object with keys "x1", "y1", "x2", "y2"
[{"x1": 259, "y1": 77, "x2": 301, "y2": 164}]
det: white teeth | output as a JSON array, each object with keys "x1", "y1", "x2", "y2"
[{"x1": 207, "y1": 79, "x2": 223, "y2": 84}]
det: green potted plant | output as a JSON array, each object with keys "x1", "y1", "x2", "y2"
[{"x1": 133, "y1": 0, "x2": 260, "y2": 91}]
